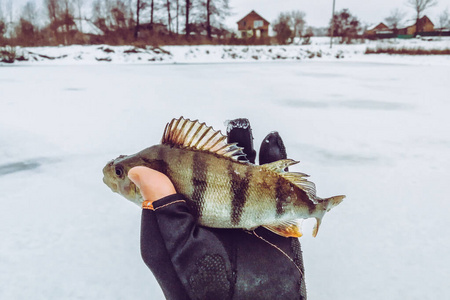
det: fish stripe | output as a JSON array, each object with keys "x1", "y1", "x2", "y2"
[
  {"x1": 192, "y1": 151, "x2": 207, "y2": 219},
  {"x1": 275, "y1": 177, "x2": 289, "y2": 217},
  {"x1": 229, "y1": 162, "x2": 251, "y2": 225},
  {"x1": 291, "y1": 185, "x2": 316, "y2": 214},
  {"x1": 141, "y1": 147, "x2": 169, "y2": 177}
]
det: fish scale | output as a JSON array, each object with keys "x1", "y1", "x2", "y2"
[{"x1": 103, "y1": 117, "x2": 345, "y2": 238}]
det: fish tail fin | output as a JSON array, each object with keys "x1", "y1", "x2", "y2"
[
  {"x1": 312, "y1": 217, "x2": 322, "y2": 238},
  {"x1": 324, "y1": 195, "x2": 345, "y2": 212},
  {"x1": 312, "y1": 195, "x2": 345, "y2": 237}
]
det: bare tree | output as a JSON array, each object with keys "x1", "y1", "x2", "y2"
[
  {"x1": 149, "y1": 0, "x2": 155, "y2": 26},
  {"x1": 165, "y1": 0, "x2": 172, "y2": 33},
  {"x1": 201, "y1": 0, "x2": 230, "y2": 39},
  {"x1": 329, "y1": 8, "x2": 361, "y2": 44},
  {"x1": 176, "y1": 0, "x2": 179, "y2": 34},
  {"x1": 44, "y1": 0, "x2": 76, "y2": 44},
  {"x1": 407, "y1": 0, "x2": 438, "y2": 35},
  {"x1": 0, "y1": 0, "x2": 6, "y2": 43},
  {"x1": 438, "y1": 9, "x2": 449, "y2": 28},
  {"x1": 185, "y1": 0, "x2": 191, "y2": 37},
  {"x1": 74, "y1": 0, "x2": 84, "y2": 32},
  {"x1": 5, "y1": 0, "x2": 12, "y2": 26},
  {"x1": 46, "y1": 0, "x2": 61, "y2": 25},
  {"x1": 291, "y1": 10, "x2": 306, "y2": 38},
  {"x1": 134, "y1": 0, "x2": 148, "y2": 39},
  {"x1": 205, "y1": 0, "x2": 212, "y2": 38},
  {"x1": 61, "y1": 0, "x2": 75, "y2": 36},
  {"x1": 93, "y1": 1, "x2": 131, "y2": 29},
  {"x1": 273, "y1": 12, "x2": 292, "y2": 44},
  {"x1": 110, "y1": 0, "x2": 131, "y2": 30},
  {"x1": 22, "y1": 1, "x2": 38, "y2": 26},
  {"x1": 0, "y1": 0, "x2": 15, "y2": 42},
  {"x1": 384, "y1": 8, "x2": 406, "y2": 33},
  {"x1": 17, "y1": 1, "x2": 39, "y2": 45},
  {"x1": 92, "y1": 0, "x2": 116, "y2": 31}
]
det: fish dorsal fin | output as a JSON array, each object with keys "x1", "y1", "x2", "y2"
[
  {"x1": 260, "y1": 159, "x2": 300, "y2": 173},
  {"x1": 263, "y1": 219, "x2": 303, "y2": 238},
  {"x1": 162, "y1": 117, "x2": 248, "y2": 162},
  {"x1": 281, "y1": 172, "x2": 317, "y2": 202},
  {"x1": 261, "y1": 159, "x2": 317, "y2": 201}
]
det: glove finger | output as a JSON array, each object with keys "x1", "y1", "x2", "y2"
[
  {"x1": 226, "y1": 118, "x2": 256, "y2": 164},
  {"x1": 258, "y1": 131, "x2": 287, "y2": 165}
]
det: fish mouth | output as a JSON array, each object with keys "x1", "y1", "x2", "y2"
[
  {"x1": 102, "y1": 163, "x2": 119, "y2": 193},
  {"x1": 103, "y1": 175, "x2": 118, "y2": 193}
]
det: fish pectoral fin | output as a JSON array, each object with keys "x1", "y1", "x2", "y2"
[{"x1": 263, "y1": 219, "x2": 303, "y2": 238}]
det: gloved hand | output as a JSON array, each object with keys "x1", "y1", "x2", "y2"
[
  {"x1": 134, "y1": 118, "x2": 306, "y2": 300},
  {"x1": 225, "y1": 118, "x2": 288, "y2": 165}
]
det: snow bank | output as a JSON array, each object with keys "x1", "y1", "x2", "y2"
[{"x1": 2, "y1": 37, "x2": 449, "y2": 66}]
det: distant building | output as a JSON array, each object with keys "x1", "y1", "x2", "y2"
[
  {"x1": 366, "y1": 15, "x2": 438, "y2": 38},
  {"x1": 399, "y1": 16, "x2": 434, "y2": 35},
  {"x1": 365, "y1": 22, "x2": 391, "y2": 36},
  {"x1": 237, "y1": 10, "x2": 270, "y2": 38}
]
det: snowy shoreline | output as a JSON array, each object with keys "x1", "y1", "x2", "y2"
[{"x1": 2, "y1": 37, "x2": 450, "y2": 66}]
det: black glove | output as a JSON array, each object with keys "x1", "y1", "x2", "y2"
[
  {"x1": 226, "y1": 118, "x2": 287, "y2": 165},
  {"x1": 140, "y1": 118, "x2": 307, "y2": 300}
]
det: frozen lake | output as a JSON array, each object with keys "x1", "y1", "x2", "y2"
[{"x1": 1, "y1": 61, "x2": 449, "y2": 299}]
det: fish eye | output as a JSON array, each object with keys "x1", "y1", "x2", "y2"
[{"x1": 115, "y1": 165, "x2": 124, "y2": 177}]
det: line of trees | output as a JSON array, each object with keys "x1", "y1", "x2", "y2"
[
  {"x1": 326, "y1": 0, "x2": 449, "y2": 44},
  {"x1": 2, "y1": 0, "x2": 450, "y2": 47},
  {"x1": 0, "y1": 0, "x2": 231, "y2": 46},
  {"x1": 272, "y1": 10, "x2": 311, "y2": 45},
  {"x1": 271, "y1": 2, "x2": 448, "y2": 45}
]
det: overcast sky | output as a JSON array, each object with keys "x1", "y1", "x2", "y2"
[{"x1": 3, "y1": 0, "x2": 450, "y2": 28}]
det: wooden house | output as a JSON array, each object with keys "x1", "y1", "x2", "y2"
[
  {"x1": 399, "y1": 15, "x2": 434, "y2": 35},
  {"x1": 237, "y1": 10, "x2": 270, "y2": 38},
  {"x1": 365, "y1": 22, "x2": 391, "y2": 36}
]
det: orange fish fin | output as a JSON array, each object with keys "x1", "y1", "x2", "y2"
[
  {"x1": 263, "y1": 219, "x2": 303, "y2": 238},
  {"x1": 161, "y1": 117, "x2": 248, "y2": 162}
]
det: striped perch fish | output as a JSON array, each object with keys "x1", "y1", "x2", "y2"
[{"x1": 102, "y1": 117, "x2": 345, "y2": 238}]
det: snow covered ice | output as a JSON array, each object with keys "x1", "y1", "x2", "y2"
[{"x1": 1, "y1": 54, "x2": 449, "y2": 299}]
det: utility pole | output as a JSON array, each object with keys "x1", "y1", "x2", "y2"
[{"x1": 330, "y1": 0, "x2": 336, "y2": 48}]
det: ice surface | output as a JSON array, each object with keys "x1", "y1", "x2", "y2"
[{"x1": 1, "y1": 58, "x2": 449, "y2": 299}]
